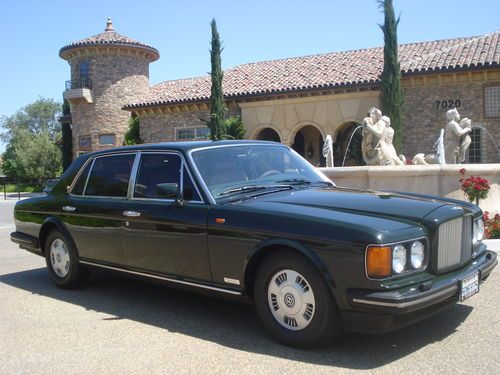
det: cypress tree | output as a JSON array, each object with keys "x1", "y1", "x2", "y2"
[
  {"x1": 123, "y1": 115, "x2": 142, "y2": 145},
  {"x1": 61, "y1": 99, "x2": 73, "y2": 171},
  {"x1": 379, "y1": 0, "x2": 404, "y2": 153},
  {"x1": 208, "y1": 18, "x2": 226, "y2": 140}
]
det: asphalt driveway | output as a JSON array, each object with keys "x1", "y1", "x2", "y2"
[{"x1": 0, "y1": 200, "x2": 498, "y2": 374}]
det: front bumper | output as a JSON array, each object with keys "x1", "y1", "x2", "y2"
[{"x1": 342, "y1": 249, "x2": 497, "y2": 333}]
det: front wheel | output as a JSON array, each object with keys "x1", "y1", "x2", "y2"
[
  {"x1": 254, "y1": 251, "x2": 341, "y2": 348},
  {"x1": 45, "y1": 230, "x2": 89, "y2": 289}
]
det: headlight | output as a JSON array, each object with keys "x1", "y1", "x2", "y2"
[
  {"x1": 392, "y1": 245, "x2": 407, "y2": 273},
  {"x1": 366, "y1": 239, "x2": 427, "y2": 279},
  {"x1": 410, "y1": 241, "x2": 425, "y2": 269},
  {"x1": 473, "y1": 218, "x2": 484, "y2": 246}
]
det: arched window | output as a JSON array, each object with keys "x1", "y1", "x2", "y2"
[{"x1": 256, "y1": 128, "x2": 281, "y2": 143}]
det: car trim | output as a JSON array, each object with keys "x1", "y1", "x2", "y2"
[
  {"x1": 79, "y1": 260, "x2": 242, "y2": 296},
  {"x1": 364, "y1": 236, "x2": 429, "y2": 281},
  {"x1": 352, "y1": 284, "x2": 458, "y2": 308}
]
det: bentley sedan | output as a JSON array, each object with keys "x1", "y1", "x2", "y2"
[{"x1": 10, "y1": 141, "x2": 497, "y2": 347}]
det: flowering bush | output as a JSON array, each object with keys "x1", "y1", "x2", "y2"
[
  {"x1": 459, "y1": 168, "x2": 490, "y2": 206},
  {"x1": 483, "y1": 211, "x2": 500, "y2": 239}
]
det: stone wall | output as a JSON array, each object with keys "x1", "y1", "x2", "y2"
[
  {"x1": 68, "y1": 54, "x2": 151, "y2": 155},
  {"x1": 139, "y1": 104, "x2": 240, "y2": 143},
  {"x1": 402, "y1": 74, "x2": 500, "y2": 164}
]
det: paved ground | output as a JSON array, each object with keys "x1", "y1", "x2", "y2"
[{"x1": 0, "y1": 200, "x2": 499, "y2": 375}]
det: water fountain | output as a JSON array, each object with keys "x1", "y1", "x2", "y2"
[
  {"x1": 473, "y1": 125, "x2": 500, "y2": 159},
  {"x1": 319, "y1": 108, "x2": 500, "y2": 214},
  {"x1": 341, "y1": 125, "x2": 363, "y2": 167}
]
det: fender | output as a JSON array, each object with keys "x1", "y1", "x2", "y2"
[
  {"x1": 39, "y1": 216, "x2": 78, "y2": 255},
  {"x1": 243, "y1": 237, "x2": 337, "y2": 294}
]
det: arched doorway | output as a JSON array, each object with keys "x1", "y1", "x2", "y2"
[
  {"x1": 256, "y1": 128, "x2": 281, "y2": 142},
  {"x1": 292, "y1": 125, "x2": 325, "y2": 167},
  {"x1": 334, "y1": 122, "x2": 364, "y2": 166}
]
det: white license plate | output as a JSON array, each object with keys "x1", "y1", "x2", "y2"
[{"x1": 460, "y1": 272, "x2": 479, "y2": 302}]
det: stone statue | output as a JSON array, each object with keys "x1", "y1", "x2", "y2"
[
  {"x1": 362, "y1": 108, "x2": 404, "y2": 166},
  {"x1": 322, "y1": 135, "x2": 334, "y2": 167},
  {"x1": 444, "y1": 109, "x2": 471, "y2": 164},
  {"x1": 413, "y1": 129, "x2": 446, "y2": 165},
  {"x1": 361, "y1": 108, "x2": 384, "y2": 165},
  {"x1": 458, "y1": 118, "x2": 472, "y2": 163}
]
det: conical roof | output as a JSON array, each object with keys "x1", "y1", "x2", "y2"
[{"x1": 59, "y1": 18, "x2": 159, "y2": 61}]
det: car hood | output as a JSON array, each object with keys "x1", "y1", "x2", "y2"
[{"x1": 236, "y1": 186, "x2": 450, "y2": 224}]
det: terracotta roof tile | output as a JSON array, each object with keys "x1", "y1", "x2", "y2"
[
  {"x1": 124, "y1": 31, "x2": 499, "y2": 108},
  {"x1": 60, "y1": 18, "x2": 159, "y2": 60}
]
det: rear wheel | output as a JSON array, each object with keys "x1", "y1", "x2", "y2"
[
  {"x1": 44, "y1": 230, "x2": 89, "y2": 289},
  {"x1": 254, "y1": 251, "x2": 341, "y2": 348}
]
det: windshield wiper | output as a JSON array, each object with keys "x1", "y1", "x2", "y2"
[
  {"x1": 275, "y1": 178, "x2": 311, "y2": 185},
  {"x1": 275, "y1": 179, "x2": 333, "y2": 186},
  {"x1": 217, "y1": 185, "x2": 266, "y2": 196}
]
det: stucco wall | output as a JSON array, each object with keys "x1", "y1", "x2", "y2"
[
  {"x1": 320, "y1": 164, "x2": 500, "y2": 214},
  {"x1": 239, "y1": 91, "x2": 380, "y2": 145}
]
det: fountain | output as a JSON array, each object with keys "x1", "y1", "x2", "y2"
[
  {"x1": 319, "y1": 108, "x2": 500, "y2": 214},
  {"x1": 473, "y1": 125, "x2": 500, "y2": 159},
  {"x1": 341, "y1": 126, "x2": 363, "y2": 167}
]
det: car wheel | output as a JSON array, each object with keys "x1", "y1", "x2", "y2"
[
  {"x1": 254, "y1": 251, "x2": 341, "y2": 348},
  {"x1": 44, "y1": 230, "x2": 89, "y2": 289}
]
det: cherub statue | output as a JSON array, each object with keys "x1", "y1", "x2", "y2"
[
  {"x1": 361, "y1": 108, "x2": 384, "y2": 165},
  {"x1": 362, "y1": 109, "x2": 404, "y2": 166},
  {"x1": 444, "y1": 109, "x2": 471, "y2": 164}
]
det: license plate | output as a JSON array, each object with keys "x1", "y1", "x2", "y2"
[{"x1": 460, "y1": 272, "x2": 479, "y2": 302}]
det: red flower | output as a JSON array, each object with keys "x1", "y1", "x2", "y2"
[{"x1": 459, "y1": 168, "x2": 466, "y2": 175}]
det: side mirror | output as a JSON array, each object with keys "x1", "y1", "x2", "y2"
[{"x1": 156, "y1": 183, "x2": 184, "y2": 207}]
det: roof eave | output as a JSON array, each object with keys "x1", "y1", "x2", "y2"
[{"x1": 123, "y1": 80, "x2": 382, "y2": 111}]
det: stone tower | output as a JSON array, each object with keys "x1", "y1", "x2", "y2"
[{"x1": 60, "y1": 18, "x2": 159, "y2": 157}]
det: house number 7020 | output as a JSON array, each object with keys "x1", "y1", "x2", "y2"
[{"x1": 435, "y1": 99, "x2": 461, "y2": 109}]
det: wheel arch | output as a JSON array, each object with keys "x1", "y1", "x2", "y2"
[
  {"x1": 39, "y1": 217, "x2": 76, "y2": 255},
  {"x1": 243, "y1": 239, "x2": 336, "y2": 301}
]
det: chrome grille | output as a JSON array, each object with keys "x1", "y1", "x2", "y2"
[
  {"x1": 461, "y1": 216, "x2": 473, "y2": 262},
  {"x1": 437, "y1": 216, "x2": 473, "y2": 271}
]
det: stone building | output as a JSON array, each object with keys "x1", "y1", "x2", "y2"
[
  {"x1": 60, "y1": 19, "x2": 159, "y2": 156},
  {"x1": 61, "y1": 20, "x2": 500, "y2": 165}
]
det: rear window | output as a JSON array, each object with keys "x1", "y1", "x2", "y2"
[
  {"x1": 84, "y1": 154, "x2": 135, "y2": 197},
  {"x1": 71, "y1": 161, "x2": 92, "y2": 196}
]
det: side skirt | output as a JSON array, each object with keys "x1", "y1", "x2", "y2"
[{"x1": 79, "y1": 259, "x2": 243, "y2": 296}]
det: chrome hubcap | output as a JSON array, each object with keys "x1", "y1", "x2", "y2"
[
  {"x1": 50, "y1": 239, "x2": 70, "y2": 278},
  {"x1": 267, "y1": 269, "x2": 315, "y2": 331}
]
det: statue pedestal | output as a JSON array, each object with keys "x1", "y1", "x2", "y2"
[{"x1": 320, "y1": 164, "x2": 500, "y2": 214}]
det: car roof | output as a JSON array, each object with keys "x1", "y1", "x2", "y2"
[{"x1": 86, "y1": 140, "x2": 284, "y2": 158}]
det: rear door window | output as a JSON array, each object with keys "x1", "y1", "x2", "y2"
[
  {"x1": 71, "y1": 161, "x2": 92, "y2": 196},
  {"x1": 84, "y1": 154, "x2": 135, "y2": 197}
]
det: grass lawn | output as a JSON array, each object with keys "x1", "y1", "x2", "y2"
[{"x1": 2, "y1": 183, "x2": 43, "y2": 193}]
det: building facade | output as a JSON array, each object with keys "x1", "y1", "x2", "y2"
[{"x1": 61, "y1": 21, "x2": 500, "y2": 165}]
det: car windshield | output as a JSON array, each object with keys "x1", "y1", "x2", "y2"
[{"x1": 191, "y1": 144, "x2": 332, "y2": 200}]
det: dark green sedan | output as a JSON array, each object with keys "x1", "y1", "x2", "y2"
[{"x1": 10, "y1": 141, "x2": 497, "y2": 348}]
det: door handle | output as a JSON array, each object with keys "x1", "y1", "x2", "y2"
[
  {"x1": 62, "y1": 206, "x2": 76, "y2": 212},
  {"x1": 123, "y1": 211, "x2": 141, "y2": 217}
]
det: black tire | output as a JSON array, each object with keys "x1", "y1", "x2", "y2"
[
  {"x1": 254, "y1": 251, "x2": 341, "y2": 348},
  {"x1": 44, "y1": 229, "x2": 89, "y2": 289}
]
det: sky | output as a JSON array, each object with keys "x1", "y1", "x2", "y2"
[{"x1": 0, "y1": 0, "x2": 499, "y2": 152}]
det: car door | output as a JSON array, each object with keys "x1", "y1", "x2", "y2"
[
  {"x1": 62, "y1": 153, "x2": 136, "y2": 266},
  {"x1": 120, "y1": 152, "x2": 212, "y2": 283}
]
